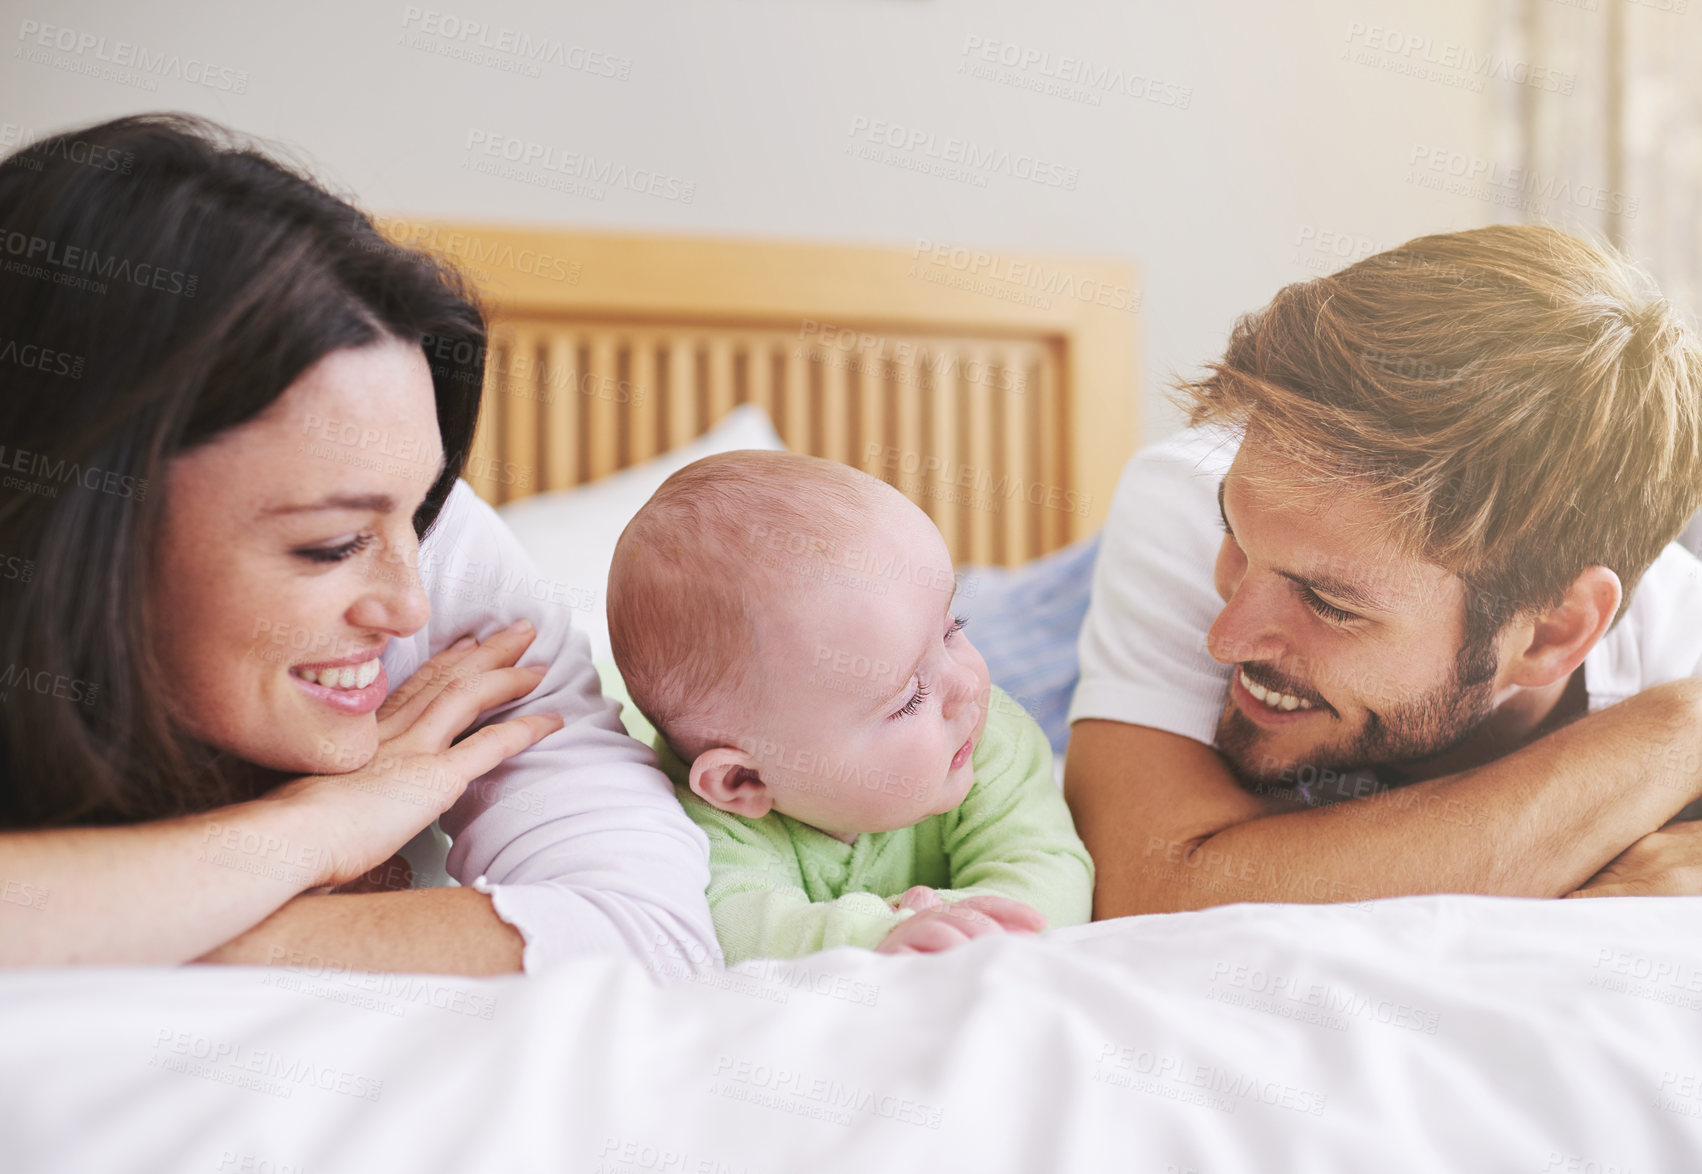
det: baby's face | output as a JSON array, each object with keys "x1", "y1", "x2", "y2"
[{"x1": 743, "y1": 492, "x2": 990, "y2": 838}]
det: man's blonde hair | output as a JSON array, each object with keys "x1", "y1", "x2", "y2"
[
  {"x1": 1180, "y1": 224, "x2": 1702, "y2": 633},
  {"x1": 607, "y1": 450, "x2": 875, "y2": 758}
]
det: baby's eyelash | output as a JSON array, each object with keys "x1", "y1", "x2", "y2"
[
  {"x1": 887, "y1": 617, "x2": 966, "y2": 720},
  {"x1": 892, "y1": 680, "x2": 932, "y2": 719}
]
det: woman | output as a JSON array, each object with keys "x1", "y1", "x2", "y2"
[{"x1": 0, "y1": 114, "x2": 716, "y2": 973}]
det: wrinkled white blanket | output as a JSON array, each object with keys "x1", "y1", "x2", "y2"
[{"x1": 3, "y1": 894, "x2": 1699, "y2": 1173}]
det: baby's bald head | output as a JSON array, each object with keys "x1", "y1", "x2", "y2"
[{"x1": 608, "y1": 450, "x2": 889, "y2": 758}]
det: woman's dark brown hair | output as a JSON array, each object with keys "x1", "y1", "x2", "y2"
[{"x1": 0, "y1": 113, "x2": 487, "y2": 828}]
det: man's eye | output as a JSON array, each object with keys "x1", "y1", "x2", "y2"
[
  {"x1": 1299, "y1": 586, "x2": 1358, "y2": 624},
  {"x1": 296, "y1": 533, "x2": 377, "y2": 565}
]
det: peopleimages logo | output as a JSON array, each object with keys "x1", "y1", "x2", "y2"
[
  {"x1": 0, "y1": 664, "x2": 98, "y2": 706},
  {"x1": 0, "y1": 228, "x2": 198, "y2": 296},
  {"x1": 371, "y1": 217, "x2": 582, "y2": 285},
  {"x1": 15, "y1": 19, "x2": 250, "y2": 92},
  {"x1": 399, "y1": 7, "x2": 632, "y2": 79},
  {"x1": 0, "y1": 445, "x2": 146, "y2": 501},
  {"x1": 845, "y1": 118, "x2": 1080, "y2": 191},
  {"x1": 462, "y1": 130, "x2": 696, "y2": 203},
  {"x1": 0, "y1": 336, "x2": 83, "y2": 379},
  {"x1": 0, "y1": 123, "x2": 134, "y2": 174},
  {"x1": 149, "y1": 1029, "x2": 384, "y2": 1101},
  {"x1": 1407, "y1": 145, "x2": 1640, "y2": 218},
  {"x1": 958, "y1": 35, "x2": 1193, "y2": 109},
  {"x1": 910, "y1": 240, "x2": 1140, "y2": 314},
  {"x1": 1344, "y1": 22, "x2": 1574, "y2": 94}
]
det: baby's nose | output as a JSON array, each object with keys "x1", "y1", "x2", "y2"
[{"x1": 941, "y1": 665, "x2": 981, "y2": 719}]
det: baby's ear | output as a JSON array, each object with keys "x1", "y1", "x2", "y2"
[{"x1": 688, "y1": 748, "x2": 772, "y2": 818}]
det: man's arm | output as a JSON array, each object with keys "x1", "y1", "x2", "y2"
[
  {"x1": 1066, "y1": 677, "x2": 1702, "y2": 918},
  {"x1": 1568, "y1": 818, "x2": 1702, "y2": 899}
]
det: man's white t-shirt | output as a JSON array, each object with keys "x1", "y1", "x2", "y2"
[{"x1": 1069, "y1": 427, "x2": 1702, "y2": 746}]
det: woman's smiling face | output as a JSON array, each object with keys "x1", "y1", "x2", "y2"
[{"x1": 148, "y1": 338, "x2": 445, "y2": 776}]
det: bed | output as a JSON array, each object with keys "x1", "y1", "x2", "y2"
[
  {"x1": 7, "y1": 896, "x2": 1702, "y2": 1171},
  {"x1": 5, "y1": 226, "x2": 1699, "y2": 1172}
]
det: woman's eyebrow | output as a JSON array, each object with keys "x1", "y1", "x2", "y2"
[
  {"x1": 262, "y1": 453, "x2": 448, "y2": 518},
  {"x1": 261, "y1": 492, "x2": 401, "y2": 517},
  {"x1": 262, "y1": 490, "x2": 394, "y2": 513}
]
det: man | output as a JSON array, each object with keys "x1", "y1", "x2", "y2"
[{"x1": 1064, "y1": 225, "x2": 1702, "y2": 917}]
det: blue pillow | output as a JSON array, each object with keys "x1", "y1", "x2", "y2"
[{"x1": 955, "y1": 534, "x2": 1102, "y2": 757}]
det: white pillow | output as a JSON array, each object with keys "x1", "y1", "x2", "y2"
[{"x1": 497, "y1": 404, "x2": 787, "y2": 662}]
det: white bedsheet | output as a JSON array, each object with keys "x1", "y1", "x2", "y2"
[{"x1": 3, "y1": 894, "x2": 1700, "y2": 1173}]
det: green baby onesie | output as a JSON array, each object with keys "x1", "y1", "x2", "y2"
[{"x1": 597, "y1": 665, "x2": 1094, "y2": 964}]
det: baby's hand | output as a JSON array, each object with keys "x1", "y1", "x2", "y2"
[
  {"x1": 875, "y1": 894, "x2": 1046, "y2": 955},
  {"x1": 890, "y1": 885, "x2": 944, "y2": 913}
]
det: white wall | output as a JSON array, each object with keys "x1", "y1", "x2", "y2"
[{"x1": 2, "y1": 0, "x2": 1502, "y2": 443}]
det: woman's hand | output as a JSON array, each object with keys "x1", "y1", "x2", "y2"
[{"x1": 278, "y1": 620, "x2": 562, "y2": 889}]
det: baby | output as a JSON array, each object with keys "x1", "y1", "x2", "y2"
[{"x1": 605, "y1": 449, "x2": 1093, "y2": 964}]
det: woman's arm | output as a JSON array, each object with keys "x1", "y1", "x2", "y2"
[
  {"x1": 1, "y1": 793, "x2": 328, "y2": 966},
  {"x1": 195, "y1": 888, "x2": 524, "y2": 974},
  {"x1": 1, "y1": 627, "x2": 561, "y2": 967}
]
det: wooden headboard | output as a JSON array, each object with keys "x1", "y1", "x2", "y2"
[{"x1": 377, "y1": 221, "x2": 1139, "y2": 566}]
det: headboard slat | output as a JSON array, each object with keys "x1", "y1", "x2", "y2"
[
  {"x1": 705, "y1": 337, "x2": 735, "y2": 431},
  {"x1": 541, "y1": 334, "x2": 577, "y2": 490},
  {"x1": 779, "y1": 344, "x2": 811, "y2": 454},
  {"x1": 1034, "y1": 352, "x2": 1062, "y2": 552},
  {"x1": 959, "y1": 344, "x2": 995, "y2": 565},
  {"x1": 1001, "y1": 352, "x2": 1030, "y2": 568},
  {"x1": 582, "y1": 336, "x2": 616, "y2": 483},
  {"x1": 627, "y1": 335, "x2": 660, "y2": 468},
  {"x1": 470, "y1": 334, "x2": 509, "y2": 502},
  {"x1": 925, "y1": 350, "x2": 958, "y2": 556}
]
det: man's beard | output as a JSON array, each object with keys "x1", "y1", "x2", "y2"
[{"x1": 1214, "y1": 632, "x2": 1501, "y2": 793}]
